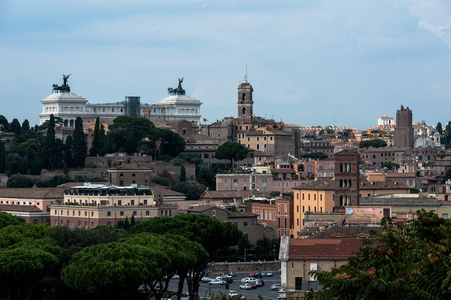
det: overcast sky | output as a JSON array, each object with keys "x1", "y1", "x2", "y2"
[{"x1": 1, "y1": 0, "x2": 451, "y2": 130}]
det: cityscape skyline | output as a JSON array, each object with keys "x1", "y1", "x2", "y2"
[{"x1": 1, "y1": 0, "x2": 451, "y2": 130}]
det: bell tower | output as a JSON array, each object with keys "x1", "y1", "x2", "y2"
[{"x1": 237, "y1": 74, "x2": 253, "y2": 120}]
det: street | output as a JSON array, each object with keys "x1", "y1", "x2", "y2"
[{"x1": 167, "y1": 272, "x2": 281, "y2": 299}]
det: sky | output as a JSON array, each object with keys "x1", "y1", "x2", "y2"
[{"x1": 1, "y1": 0, "x2": 451, "y2": 130}]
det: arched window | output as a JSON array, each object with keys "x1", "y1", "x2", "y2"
[{"x1": 242, "y1": 93, "x2": 246, "y2": 102}]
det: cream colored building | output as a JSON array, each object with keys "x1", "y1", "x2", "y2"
[{"x1": 50, "y1": 184, "x2": 159, "y2": 229}]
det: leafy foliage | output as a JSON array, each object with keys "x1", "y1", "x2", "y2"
[
  {"x1": 215, "y1": 142, "x2": 249, "y2": 169},
  {"x1": 308, "y1": 210, "x2": 451, "y2": 300},
  {"x1": 302, "y1": 152, "x2": 329, "y2": 160},
  {"x1": 359, "y1": 139, "x2": 387, "y2": 148}
]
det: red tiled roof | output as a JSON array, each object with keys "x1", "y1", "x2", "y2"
[
  {"x1": 0, "y1": 187, "x2": 64, "y2": 199},
  {"x1": 289, "y1": 238, "x2": 365, "y2": 259}
]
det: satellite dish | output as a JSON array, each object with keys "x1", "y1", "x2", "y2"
[{"x1": 347, "y1": 208, "x2": 354, "y2": 214}]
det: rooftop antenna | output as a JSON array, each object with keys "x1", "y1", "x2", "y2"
[{"x1": 244, "y1": 65, "x2": 248, "y2": 83}]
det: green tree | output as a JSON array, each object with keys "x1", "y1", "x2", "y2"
[
  {"x1": 179, "y1": 165, "x2": 186, "y2": 182},
  {"x1": 72, "y1": 117, "x2": 87, "y2": 168},
  {"x1": 89, "y1": 117, "x2": 100, "y2": 156},
  {"x1": 6, "y1": 174, "x2": 35, "y2": 188},
  {"x1": 5, "y1": 151, "x2": 29, "y2": 175},
  {"x1": 170, "y1": 182, "x2": 205, "y2": 200},
  {"x1": 21, "y1": 119, "x2": 30, "y2": 132},
  {"x1": 155, "y1": 128, "x2": 186, "y2": 158},
  {"x1": 61, "y1": 241, "x2": 169, "y2": 299},
  {"x1": 359, "y1": 139, "x2": 387, "y2": 148},
  {"x1": 10, "y1": 118, "x2": 22, "y2": 136},
  {"x1": 132, "y1": 214, "x2": 242, "y2": 300},
  {"x1": 0, "y1": 141, "x2": 5, "y2": 173},
  {"x1": 302, "y1": 152, "x2": 328, "y2": 160},
  {"x1": 107, "y1": 116, "x2": 156, "y2": 154},
  {"x1": 215, "y1": 142, "x2": 249, "y2": 170},
  {"x1": 43, "y1": 114, "x2": 57, "y2": 170},
  {"x1": 9, "y1": 138, "x2": 43, "y2": 175},
  {"x1": 0, "y1": 243, "x2": 60, "y2": 300},
  {"x1": 309, "y1": 210, "x2": 451, "y2": 300},
  {"x1": 64, "y1": 135, "x2": 73, "y2": 168},
  {"x1": 437, "y1": 122, "x2": 443, "y2": 134},
  {"x1": 0, "y1": 115, "x2": 9, "y2": 131},
  {"x1": 0, "y1": 212, "x2": 25, "y2": 229},
  {"x1": 442, "y1": 168, "x2": 451, "y2": 184}
]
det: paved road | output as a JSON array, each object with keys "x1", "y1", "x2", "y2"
[{"x1": 168, "y1": 272, "x2": 281, "y2": 299}]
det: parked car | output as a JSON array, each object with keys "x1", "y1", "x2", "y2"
[
  {"x1": 228, "y1": 290, "x2": 239, "y2": 297},
  {"x1": 226, "y1": 271, "x2": 237, "y2": 277},
  {"x1": 266, "y1": 272, "x2": 273, "y2": 277},
  {"x1": 248, "y1": 273, "x2": 255, "y2": 277},
  {"x1": 271, "y1": 283, "x2": 281, "y2": 291},
  {"x1": 256, "y1": 279, "x2": 265, "y2": 287},
  {"x1": 240, "y1": 283, "x2": 252, "y2": 290},
  {"x1": 209, "y1": 279, "x2": 226, "y2": 285},
  {"x1": 217, "y1": 276, "x2": 233, "y2": 284},
  {"x1": 260, "y1": 272, "x2": 266, "y2": 277},
  {"x1": 249, "y1": 281, "x2": 258, "y2": 289},
  {"x1": 241, "y1": 277, "x2": 256, "y2": 283},
  {"x1": 201, "y1": 277, "x2": 213, "y2": 283}
]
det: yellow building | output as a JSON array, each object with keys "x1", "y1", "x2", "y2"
[
  {"x1": 293, "y1": 176, "x2": 410, "y2": 237},
  {"x1": 50, "y1": 184, "x2": 161, "y2": 229}
]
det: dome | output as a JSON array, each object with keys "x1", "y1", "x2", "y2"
[
  {"x1": 434, "y1": 131, "x2": 441, "y2": 136},
  {"x1": 414, "y1": 135, "x2": 436, "y2": 148}
]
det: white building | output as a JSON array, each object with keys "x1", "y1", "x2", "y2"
[
  {"x1": 377, "y1": 115, "x2": 395, "y2": 126},
  {"x1": 38, "y1": 79, "x2": 202, "y2": 127}
]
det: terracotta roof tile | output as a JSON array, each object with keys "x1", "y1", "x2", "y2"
[{"x1": 0, "y1": 187, "x2": 64, "y2": 199}]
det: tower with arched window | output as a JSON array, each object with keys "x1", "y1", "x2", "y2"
[
  {"x1": 237, "y1": 75, "x2": 253, "y2": 120},
  {"x1": 333, "y1": 149, "x2": 360, "y2": 211}
]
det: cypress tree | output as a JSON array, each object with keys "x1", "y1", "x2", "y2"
[
  {"x1": 89, "y1": 117, "x2": 100, "y2": 156},
  {"x1": 0, "y1": 141, "x2": 5, "y2": 173},
  {"x1": 43, "y1": 115, "x2": 57, "y2": 170},
  {"x1": 437, "y1": 122, "x2": 443, "y2": 134},
  {"x1": 64, "y1": 135, "x2": 73, "y2": 168},
  {"x1": 180, "y1": 165, "x2": 186, "y2": 182},
  {"x1": 72, "y1": 117, "x2": 87, "y2": 168},
  {"x1": 21, "y1": 119, "x2": 30, "y2": 132},
  {"x1": 10, "y1": 118, "x2": 22, "y2": 136}
]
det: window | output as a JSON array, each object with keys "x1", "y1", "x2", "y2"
[
  {"x1": 262, "y1": 178, "x2": 267, "y2": 183},
  {"x1": 213, "y1": 210, "x2": 216, "y2": 216},
  {"x1": 146, "y1": 211, "x2": 150, "y2": 217},
  {"x1": 107, "y1": 212, "x2": 111, "y2": 218},
  {"x1": 225, "y1": 179, "x2": 228, "y2": 183},
  {"x1": 243, "y1": 221, "x2": 248, "y2": 227},
  {"x1": 120, "y1": 211, "x2": 124, "y2": 218},
  {"x1": 233, "y1": 179, "x2": 238, "y2": 183},
  {"x1": 204, "y1": 153, "x2": 209, "y2": 159},
  {"x1": 133, "y1": 211, "x2": 137, "y2": 217}
]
